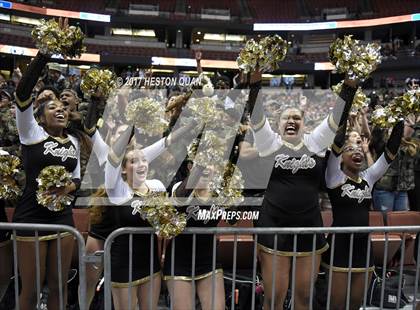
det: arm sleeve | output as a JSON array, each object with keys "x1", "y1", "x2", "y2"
[
  {"x1": 331, "y1": 83, "x2": 357, "y2": 130},
  {"x1": 142, "y1": 138, "x2": 166, "y2": 163},
  {"x1": 174, "y1": 165, "x2": 205, "y2": 197},
  {"x1": 306, "y1": 83, "x2": 357, "y2": 153},
  {"x1": 384, "y1": 121, "x2": 404, "y2": 163},
  {"x1": 15, "y1": 104, "x2": 48, "y2": 145},
  {"x1": 108, "y1": 126, "x2": 133, "y2": 167},
  {"x1": 104, "y1": 160, "x2": 131, "y2": 205},
  {"x1": 331, "y1": 119, "x2": 348, "y2": 156},
  {"x1": 304, "y1": 117, "x2": 337, "y2": 154},
  {"x1": 83, "y1": 97, "x2": 104, "y2": 137},
  {"x1": 248, "y1": 82, "x2": 265, "y2": 126},
  {"x1": 362, "y1": 154, "x2": 390, "y2": 188},
  {"x1": 91, "y1": 131, "x2": 109, "y2": 166},
  {"x1": 15, "y1": 52, "x2": 49, "y2": 110},
  {"x1": 325, "y1": 151, "x2": 346, "y2": 188},
  {"x1": 252, "y1": 119, "x2": 283, "y2": 157}
]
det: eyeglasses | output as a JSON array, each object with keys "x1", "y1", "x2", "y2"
[{"x1": 343, "y1": 146, "x2": 363, "y2": 153}]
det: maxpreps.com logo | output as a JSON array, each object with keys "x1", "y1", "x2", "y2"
[{"x1": 186, "y1": 205, "x2": 259, "y2": 224}]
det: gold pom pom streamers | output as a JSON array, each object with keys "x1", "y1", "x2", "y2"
[
  {"x1": 332, "y1": 81, "x2": 370, "y2": 111},
  {"x1": 80, "y1": 68, "x2": 116, "y2": 98},
  {"x1": 237, "y1": 35, "x2": 289, "y2": 73},
  {"x1": 329, "y1": 35, "x2": 381, "y2": 81},
  {"x1": 36, "y1": 165, "x2": 73, "y2": 211},
  {"x1": 393, "y1": 89, "x2": 420, "y2": 115},
  {"x1": 133, "y1": 192, "x2": 187, "y2": 238},
  {"x1": 371, "y1": 90, "x2": 419, "y2": 128},
  {"x1": 0, "y1": 155, "x2": 22, "y2": 200},
  {"x1": 237, "y1": 39, "x2": 261, "y2": 73},
  {"x1": 259, "y1": 35, "x2": 289, "y2": 72},
  {"x1": 371, "y1": 106, "x2": 399, "y2": 128},
  {"x1": 31, "y1": 19, "x2": 86, "y2": 58},
  {"x1": 186, "y1": 96, "x2": 219, "y2": 126},
  {"x1": 213, "y1": 162, "x2": 244, "y2": 207},
  {"x1": 190, "y1": 130, "x2": 226, "y2": 167},
  {"x1": 125, "y1": 97, "x2": 168, "y2": 136}
]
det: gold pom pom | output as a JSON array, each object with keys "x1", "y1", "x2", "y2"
[
  {"x1": 213, "y1": 162, "x2": 244, "y2": 207},
  {"x1": 237, "y1": 39, "x2": 262, "y2": 73},
  {"x1": 332, "y1": 81, "x2": 370, "y2": 111},
  {"x1": 36, "y1": 165, "x2": 73, "y2": 211},
  {"x1": 371, "y1": 106, "x2": 399, "y2": 128},
  {"x1": 136, "y1": 192, "x2": 187, "y2": 238},
  {"x1": 186, "y1": 96, "x2": 219, "y2": 125},
  {"x1": 329, "y1": 35, "x2": 381, "y2": 81},
  {"x1": 31, "y1": 19, "x2": 86, "y2": 58},
  {"x1": 80, "y1": 68, "x2": 116, "y2": 98},
  {"x1": 371, "y1": 90, "x2": 419, "y2": 128},
  {"x1": 191, "y1": 130, "x2": 226, "y2": 167},
  {"x1": 125, "y1": 97, "x2": 168, "y2": 136},
  {"x1": 258, "y1": 35, "x2": 289, "y2": 72},
  {"x1": 237, "y1": 35, "x2": 288, "y2": 73},
  {"x1": 0, "y1": 155, "x2": 22, "y2": 200},
  {"x1": 392, "y1": 89, "x2": 420, "y2": 116}
]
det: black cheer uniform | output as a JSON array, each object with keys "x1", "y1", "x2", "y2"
[
  {"x1": 163, "y1": 182, "x2": 222, "y2": 280},
  {"x1": 13, "y1": 101, "x2": 80, "y2": 240},
  {"x1": 322, "y1": 153, "x2": 391, "y2": 272},
  {"x1": 105, "y1": 158, "x2": 164, "y2": 287},
  {"x1": 88, "y1": 131, "x2": 166, "y2": 241},
  {"x1": 253, "y1": 116, "x2": 342, "y2": 255}
]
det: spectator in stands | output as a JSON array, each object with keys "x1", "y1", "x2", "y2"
[
  {"x1": 33, "y1": 86, "x2": 59, "y2": 109},
  {"x1": 0, "y1": 73, "x2": 6, "y2": 89},
  {"x1": 408, "y1": 115, "x2": 420, "y2": 211},
  {"x1": 0, "y1": 89, "x2": 19, "y2": 157},
  {"x1": 371, "y1": 125, "x2": 416, "y2": 211},
  {"x1": 405, "y1": 77, "x2": 420, "y2": 211},
  {"x1": 60, "y1": 89, "x2": 80, "y2": 114},
  {"x1": 42, "y1": 63, "x2": 69, "y2": 93},
  {"x1": 11, "y1": 68, "x2": 22, "y2": 87}
]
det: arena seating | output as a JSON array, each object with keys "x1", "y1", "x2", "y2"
[
  {"x1": 303, "y1": 0, "x2": 358, "y2": 16},
  {"x1": 118, "y1": 0, "x2": 176, "y2": 12},
  {"x1": 371, "y1": 0, "x2": 420, "y2": 18},
  {"x1": 185, "y1": 0, "x2": 241, "y2": 16},
  {"x1": 247, "y1": 0, "x2": 298, "y2": 22}
]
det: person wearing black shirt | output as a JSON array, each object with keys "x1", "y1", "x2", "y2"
[
  {"x1": 14, "y1": 52, "x2": 81, "y2": 310},
  {"x1": 246, "y1": 69, "x2": 357, "y2": 309},
  {"x1": 322, "y1": 121, "x2": 403, "y2": 309}
]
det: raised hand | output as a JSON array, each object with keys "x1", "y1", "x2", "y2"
[{"x1": 361, "y1": 137, "x2": 370, "y2": 154}]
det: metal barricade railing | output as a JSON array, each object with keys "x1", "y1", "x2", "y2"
[
  {"x1": 0, "y1": 223, "x2": 88, "y2": 310},
  {"x1": 104, "y1": 226, "x2": 420, "y2": 310}
]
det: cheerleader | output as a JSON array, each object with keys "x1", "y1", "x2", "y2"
[
  {"x1": 103, "y1": 125, "x2": 164, "y2": 310},
  {"x1": 82, "y1": 96, "x2": 172, "y2": 306},
  {"x1": 103, "y1": 114, "x2": 200, "y2": 309},
  {"x1": 0, "y1": 150, "x2": 12, "y2": 302},
  {"x1": 163, "y1": 164, "x2": 225, "y2": 310},
  {"x1": 13, "y1": 52, "x2": 81, "y2": 309},
  {"x1": 246, "y1": 70, "x2": 357, "y2": 309},
  {"x1": 322, "y1": 120, "x2": 403, "y2": 310}
]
